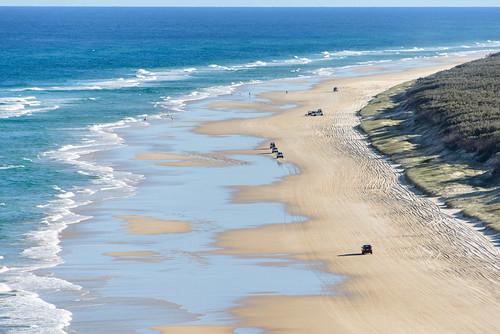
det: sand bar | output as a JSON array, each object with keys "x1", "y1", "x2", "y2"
[{"x1": 120, "y1": 215, "x2": 192, "y2": 235}]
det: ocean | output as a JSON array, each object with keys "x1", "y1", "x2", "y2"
[{"x1": 0, "y1": 7, "x2": 499, "y2": 333}]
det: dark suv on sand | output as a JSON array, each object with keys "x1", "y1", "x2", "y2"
[{"x1": 362, "y1": 244, "x2": 373, "y2": 255}]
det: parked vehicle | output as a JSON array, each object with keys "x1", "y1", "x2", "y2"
[
  {"x1": 361, "y1": 244, "x2": 373, "y2": 255},
  {"x1": 276, "y1": 152, "x2": 284, "y2": 159},
  {"x1": 270, "y1": 142, "x2": 276, "y2": 149},
  {"x1": 272, "y1": 147, "x2": 279, "y2": 153},
  {"x1": 305, "y1": 109, "x2": 324, "y2": 117}
]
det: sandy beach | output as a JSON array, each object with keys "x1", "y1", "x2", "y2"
[
  {"x1": 120, "y1": 215, "x2": 192, "y2": 235},
  {"x1": 148, "y1": 57, "x2": 500, "y2": 333},
  {"x1": 4, "y1": 7, "x2": 500, "y2": 333}
]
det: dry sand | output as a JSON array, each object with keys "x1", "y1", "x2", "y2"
[
  {"x1": 120, "y1": 215, "x2": 192, "y2": 235},
  {"x1": 174, "y1": 58, "x2": 499, "y2": 333}
]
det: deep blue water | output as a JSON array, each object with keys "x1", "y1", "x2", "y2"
[
  {"x1": 1, "y1": 7, "x2": 500, "y2": 84},
  {"x1": 0, "y1": 7, "x2": 499, "y2": 333}
]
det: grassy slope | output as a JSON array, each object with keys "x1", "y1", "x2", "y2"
[
  {"x1": 359, "y1": 73, "x2": 500, "y2": 232},
  {"x1": 406, "y1": 53, "x2": 500, "y2": 175}
]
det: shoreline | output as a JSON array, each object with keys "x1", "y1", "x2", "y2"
[
  {"x1": 53, "y1": 71, "x2": 332, "y2": 333},
  {"x1": 179, "y1": 56, "x2": 500, "y2": 333},
  {"x1": 23, "y1": 53, "x2": 498, "y2": 334},
  {"x1": 2, "y1": 10, "x2": 500, "y2": 331}
]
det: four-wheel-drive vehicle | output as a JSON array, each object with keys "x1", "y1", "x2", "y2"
[
  {"x1": 361, "y1": 244, "x2": 373, "y2": 255},
  {"x1": 272, "y1": 147, "x2": 279, "y2": 153},
  {"x1": 276, "y1": 152, "x2": 284, "y2": 159},
  {"x1": 305, "y1": 109, "x2": 324, "y2": 117},
  {"x1": 270, "y1": 142, "x2": 276, "y2": 149}
]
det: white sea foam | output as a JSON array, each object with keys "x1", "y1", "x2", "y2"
[
  {"x1": 323, "y1": 50, "x2": 367, "y2": 58},
  {"x1": 44, "y1": 119, "x2": 144, "y2": 198},
  {"x1": 0, "y1": 288, "x2": 72, "y2": 334},
  {"x1": 135, "y1": 67, "x2": 197, "y2": 82},
  {"x1": 3, "y1": 132, "x2": 141, "y2": 330},
  {"x1": 5, "y1": 105, "x2": 145, "y2": 333},
  {"x1": 311, "y1": 67, "x2": 337, "y2": 77},
  {"x1": 280, "y1": 56, "x2": 312, "y2": 65},
  {"x1": 0, "y1": 195, "x2": 81, "y2": 332},
  {"x1": 0, "y1": 164, "x2": 25, "y2": 170},
  {"x1": 155, "y1": 80, "x2": 261, "y2": 113},
  {"x1": 384, "y1": 47, "x2": 426, "y2": 53},
  {"x1": 21, "y1": 201, "x2": 90, "y2": 266},
  {"x1": 14, "y1": 67, "x2": 197, "y2": 92},
  {"x1": 208, "y1": 56, "x2": 312, "y2": 72},
  {"x1": 8, "y1": 272, "x2": 82, "y2": 292},
  {"x1": 357, "y1": 59, "x2": 393, "y2": 65},
  {"x1": 0, "y1": 96, "x2": 60, "y2": 119},
  {"x1": 8, "y1": 41, "x2": 500, "y2": 95},
  {"x1": 475, "y1": 40, "x2": 500, "y2": 48},
  {"x1": 245, "y1": 60, "x2": 268, "y2": 68},
  {"x1": 209, "y1": 64, "x2": 234, "y2": 71},
  {"x1": 207, "y1": 60, "x2": 268, "y2": 72},
  {"x1": 0, "y1": 283, "x2": 12, "y2": 293},
  {"x1": 320, "y1": 40, "x2": 500, "y2": 60}
]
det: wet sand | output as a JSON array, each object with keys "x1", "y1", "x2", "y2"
[
  {"x1": 151, "y1": 325, "x2": 234, "y2": 334},
  {"x1": 120, "y1": 215, "x2": 192, "y2": 235},
  {"x1": 103, "y1": 251, "x2": 159, "y2": 257},
  {"x1": 51, "y1": 55, "x2": 499, "y2": 334},
  {"x1": 186, "y1": 57, "x2": 500, "y2": 333},
  {"x1": 57, "y1": 79, "x2": 334, "y2": 333},
  {"x1": 136, "y1": 152, "x2": 244, "y2": 168}
]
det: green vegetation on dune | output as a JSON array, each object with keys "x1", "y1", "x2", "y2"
[
  {"x1": 406, "y1": 53, "x2": 500, "y2": 176},
  {"x1": 359, "y1": 53, "x2": 500, "y2": 231}
]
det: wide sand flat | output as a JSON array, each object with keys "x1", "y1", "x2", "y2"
[{"x1": 193, "y1": 59, "x2": 499, "y2": 333}]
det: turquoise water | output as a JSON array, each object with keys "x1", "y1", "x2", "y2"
[{"x1": 0, "y1": 7, "x2": 500, "y2": 333}]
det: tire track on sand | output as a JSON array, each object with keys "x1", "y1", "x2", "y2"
[{"x1": 321, "y1": 86, "x2": 500, "y2": 298}]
